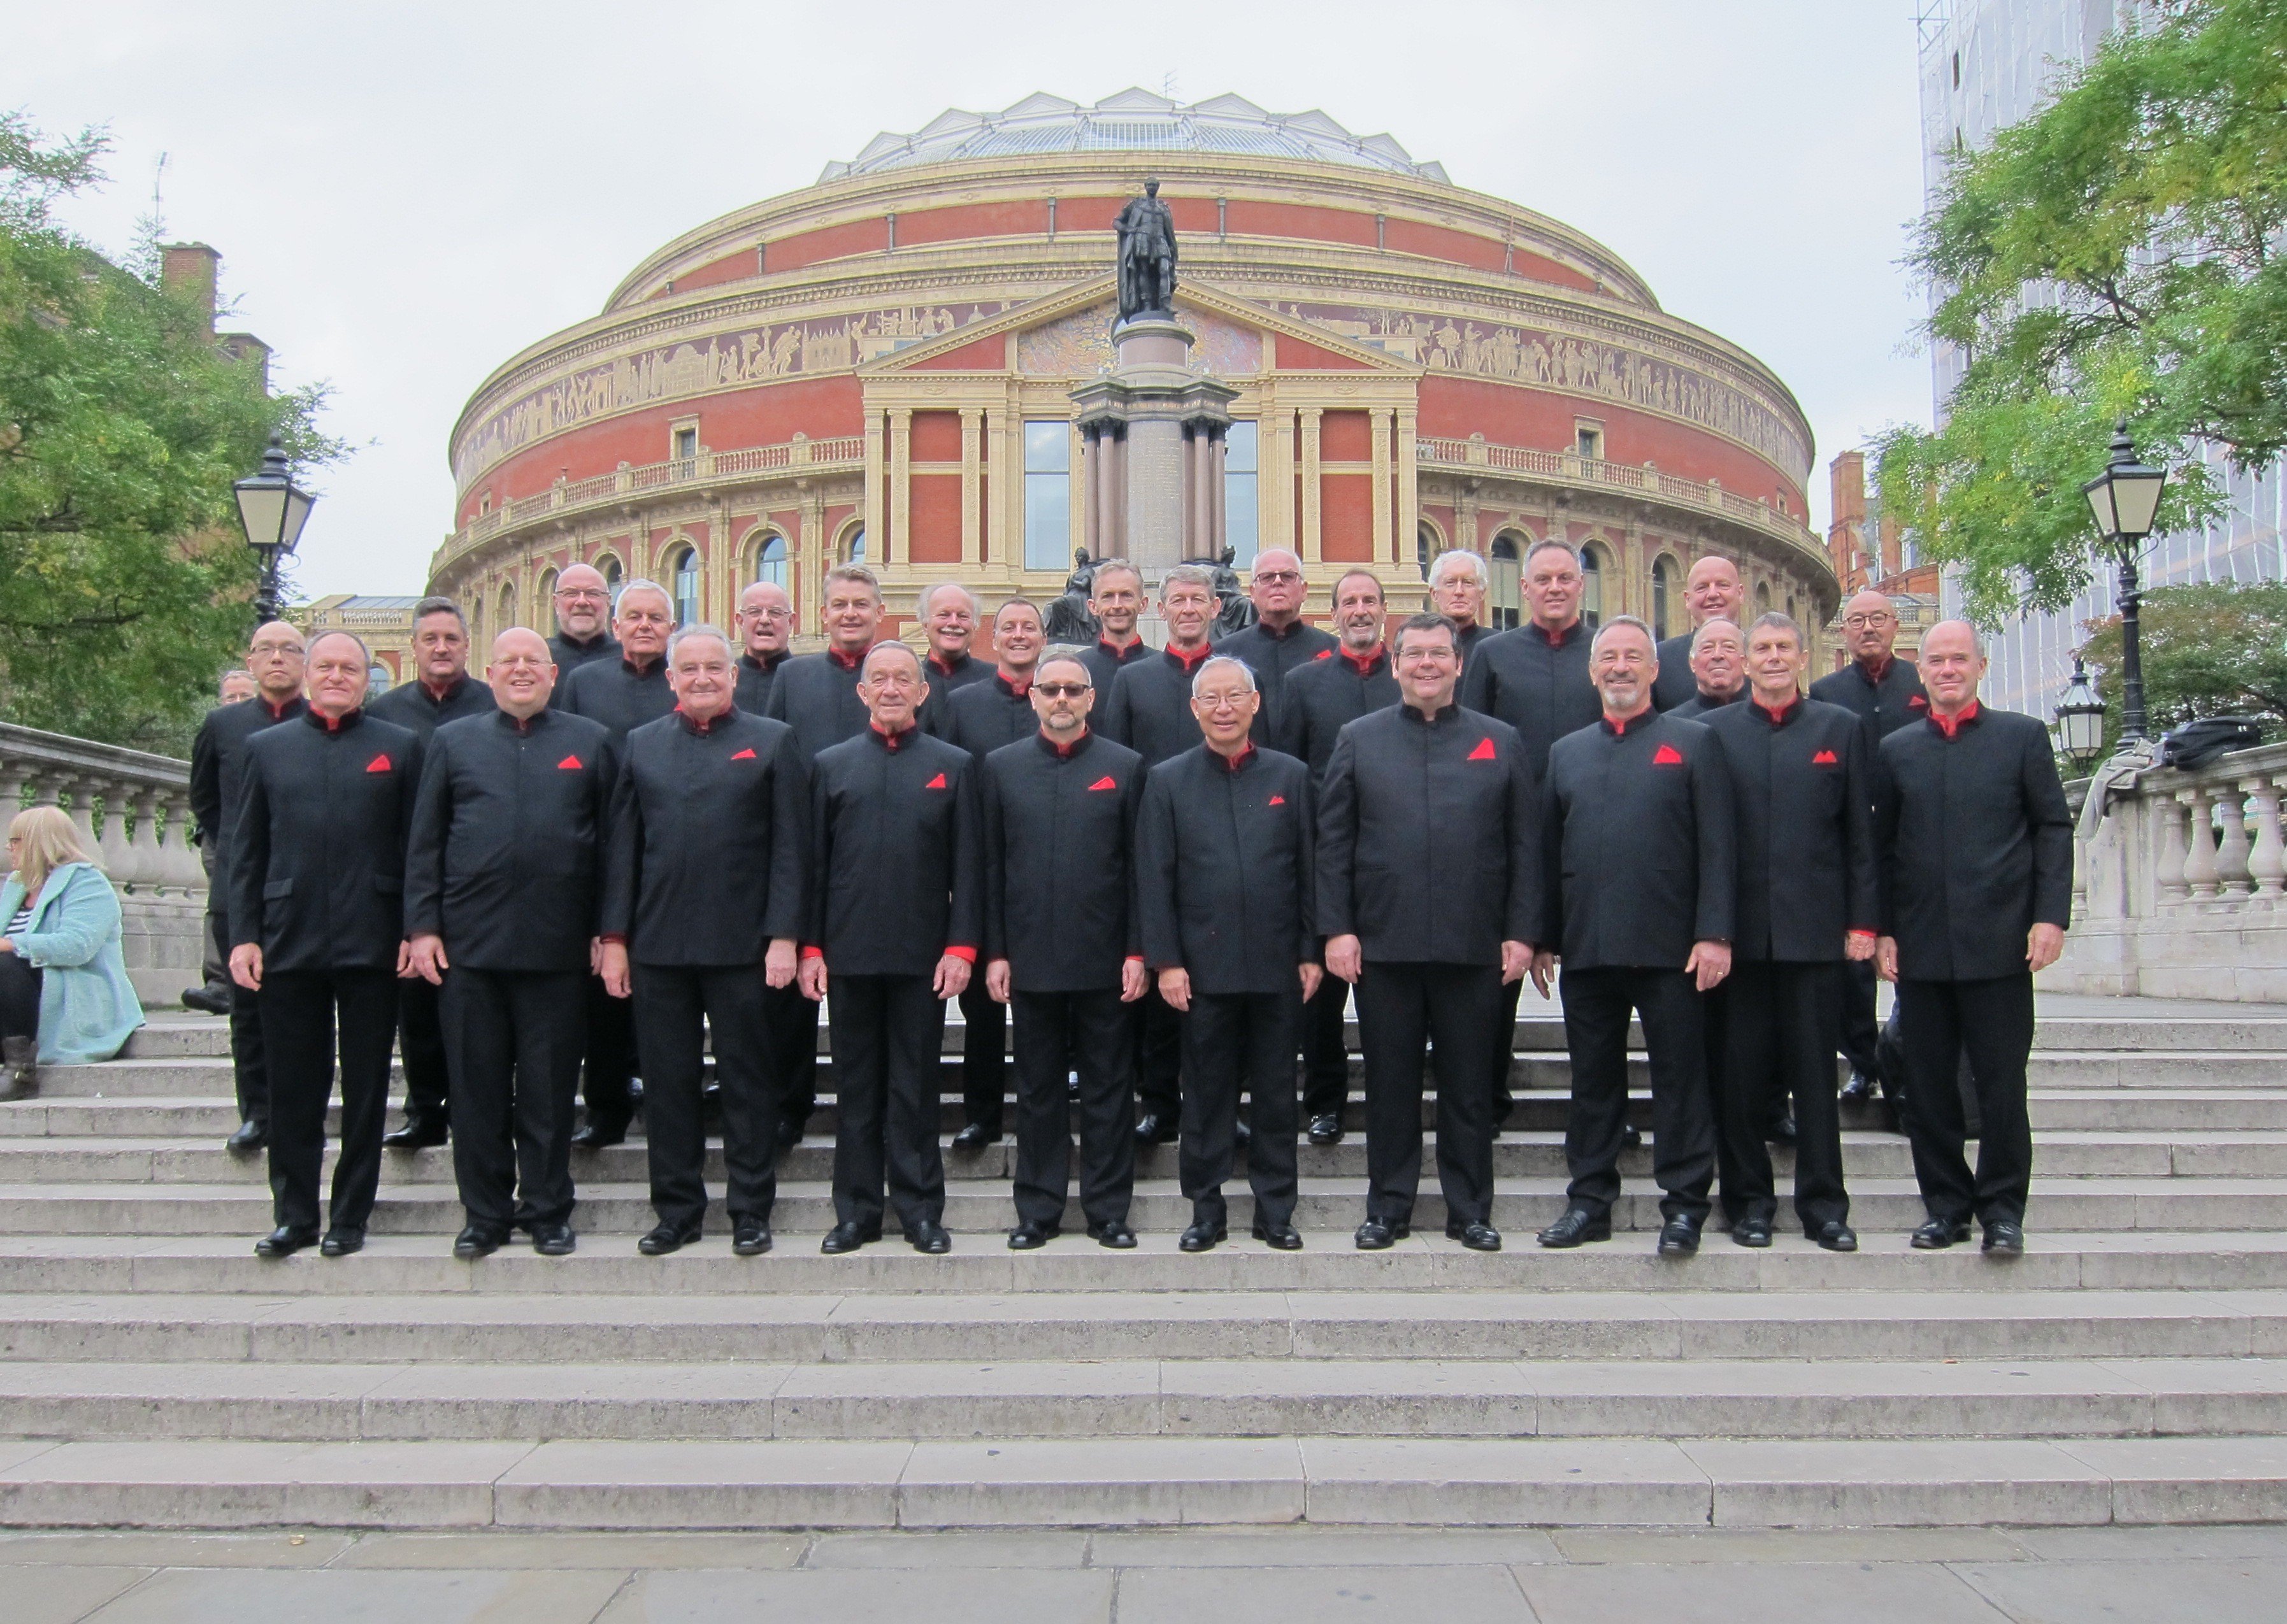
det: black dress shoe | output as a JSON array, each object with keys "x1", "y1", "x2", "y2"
[
  {"x1": 1233, "y1": 1118, "x2": 1251, "y2": 1148},
  {"x1": 1133, "y1": 1112, "x2": 1177, "y2": 1145},
  {"x1": 732, "y1": 1220, "x2": 771, "y2": 1257},
  {"x1": 1622, "y1": 1124, "x2": 1643, "y2": 1148},
  {"x1": 1447, "y1": 1220, "x2": 1502, "y2": 1252},
  {"x1": 1354, "y1": 1216, "x2": 1409, "y2": 1250},
  {"x1": 1067, "y1": 1073, "x2": 1080, "y2": 1102},
  {"x1": 1765, "y1": 1115, "x2": 1797, "y2": 1147},
  {"x1": 1007, "y1": 1221, "x2": 1057, "y2": 1251},
  {"x1": 1840, "y1": 1069, "x2": 1877, "y2": 1103},
  {"x1": 1656, "y1": 1215, "x2": 1703, "y2": 1257},
  {"x1": 382, "y1": 1118, "x2": 448, "y2": 1151},
  {"x1": 1911, "y1": 1216, "x2": 1972, "y2": 1250},
  {"x1": 908, "y1": 1220, "x2": 952, "y2": 1255},
  {"x1": 182, "y1": 985, "x2": 232, "y2": 1015},
  {"x1": 570, "y1": 1122, "x2": 626, "y2": 1151},
  {"x1": 1813, "y1": 1220, "x2": 1858, "y2": 1252},
  {"x1": 1088, "y1": 1221, "x2": 1136, "y2": 1250},
  {"x1": 1982, "y1": 1220, "x2": 2025, "y2": 1256},
  {"x1": 454, "y1": 1224, "x2": 507, "y2": 1260},
  {"x1": 1537, "y1": 1206, "x2": 1610, "y2": 1248},
  {"x1": 254, "y1": 1225, "x2": 319, "y2": 1258},
  {"x1": 639, "y1": 1222, "x2": 701, "y2": 1256},
  {"x1": 1179, "y1": 1218, "x2": 1226, "y2": 1253},
  {"x1": 1731, "y1": 1214, "x2": 1774, "y2": 1249},
  {"x1": 1251, "y1": 1217, "x2": 1303, "y2": 1250},
  {"x1": 1307, "y1": 1113, "x2": 1344, "y2": 1146},
  {"x1": 820, "y1": 1220, "x2": 879, "y2": 1255},
  {"x1": 776, "y1": 1118, "x2": 805, "y2": 1150},
  {"x1": 531, "y1": 1223, "x2": 577, "y2": 1257},
  {"x1": 319, "y1": 1228, "x2": 364, "y2": 1258},
  {"x1": 226, "y1": 1120, "x2": 267, "y2": 1155},
  {"x1": 950, "y1": 1122, "x2": 996, "y2": 1151}
]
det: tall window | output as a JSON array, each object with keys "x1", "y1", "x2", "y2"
[
  {"x1": 1581, "y1": 546, "x2": 1603, "y2": 630},
  {"x1": 498, "y1": 582, "x2": 517, "y2": 632},
  {"x1": 601, "y1": 556, "x2": 623, "y2": 595},
  {"x1": 672, "y1": 548, "x2": 701, "y2": 626},
  {"x1": 845, "y1": 527, "x2": 866, "y2": 564},
  {"x1": 1224, "y1": 421, "x2": 1259, "y2": 566},
  {"x1": 536, "y1": 569, "x2": 558, "y2": 636},
  {"x1": 1651, "y1": 555, "x2": 1677, "y2": 639},
  {"x1": 1417, "y1": 522, "x2": 1438, "y2": 580},
  {"x1": 1488, "y1": 534, "x2": 1523, "y2": 630},
  {"x1": 1024, "y1": 420, "x2": 1071, "y2": 572},
  {"x1": 671, "y1": 425, "x2": 698, "y2": 465},
  {"x1": 754, "y1": 534, "x2": 788, "y2": 590}
]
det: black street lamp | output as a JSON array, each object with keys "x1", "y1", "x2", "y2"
[
  {"x1": 2080, "y1": 420, "x2": 2168, "y2": 743},
  {"x1": 2054, "y1": 653, "x2": 2106, "y2": 771},
  {"x1": 233, "y1": 432, "x2": 316, "y2": 628}
]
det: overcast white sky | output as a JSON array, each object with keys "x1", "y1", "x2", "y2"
[{"x1": 12, "y1": 0, "x2": 1936, "y2": 597}]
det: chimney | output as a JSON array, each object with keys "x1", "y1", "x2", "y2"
[
  {"x1": 1826, "y1": 451, "x2": 1867, "y2": 591},
  {"x1": 159, "y1": 243, "x2": 220, "y2": 334}
]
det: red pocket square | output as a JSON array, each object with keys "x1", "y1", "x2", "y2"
[
  {"x1": 730, "y1": 748, "x2": 757, "y2": 760},
  {"x1": 365, "y1": 755, "x2": 391, "y2": 773},
  {"x1": 1268, "y1": 794, "x2": 1286, "y2": 806},
  {"x1": 1466, "y1": 737, "x2": 1497, "y2": 761},
  {"x1": 925, "y1": 772, "x2": 948, "y2": 790},
  {"x1": 1908, "y1": 694, "x2": 1928, "y2": 709},
  {"x1": 1314, "y1": 648, "x2": 1333, "y2": 659},
  {"x1": 556, "y1": 754, "x2": 583, "y2": 770},
  {"x1": 1811, "y1": 749, "x2": 1838, "y2": 766},
  {"x1": 1652, "y1": 743, "x2": 1684, "y2": 766},
  {"x1": 1087, "y1": 776, "x2": 1117, "y2": 791}
]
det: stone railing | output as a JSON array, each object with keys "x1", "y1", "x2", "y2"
[
  {"x1": 0, "y1": 723, "x2": 206, "y2": 1006},
  {"x1": 2043, "y1": 739, "x2": 2287, "y2": 1002}
]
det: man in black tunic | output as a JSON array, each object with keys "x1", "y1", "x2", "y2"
[
  {"x1": 1667, "y1": 619, "x2": 1747, "y2": 719},
  {"x1": 1141, "y1": 656, "x2": 1317, "y2": 1252},
  {"x1": 1876, "y1": 620, "x2": 2072, "y2": 1256},
  {"x1": 980, "y1": 650, "x2": 1148, "y2": 1249},
  {"x1": 1535, "y1": 615, "x2": 1733, "y2": 1257},
  {"x1": 1319, "y1": 613, "x2": 1540, "y2": 1252},
  {"x1": 404, "y1": 628, "x2": 613, "y2": 1258},
  {"x1": 1427, "y1": 550, "x2": 1497, "y2": 664},
  {"x1": 1216, "y1": 548, "x2": 1335, "y2": 744},
  {"x1": 1276, "y1": 569, "x2": 1396, "y2": 1146},
  {"x1": 558, "y1": 579, "x2": 676, "y2": 1150},
  {"x1": 1703, "y1": 613, "x2": 1878, "y2": 1250},
  {"x1": 935, "y1": 599, "x2": 1047, "y2": 1151},
  {"x1": 190, "y1": 620, "x2": 306, "y2": 1153},
  {"x1": 802, "y1": 642, "x2": 983, "y2": 1255},
  {"x1": 228, "y1": 632, "x2": 421, "y2": 1258},
  {"x1": 1075, "y1": 560, "x2": 1153, "y2": 695},
  {"x1": 921, "y1": 582, "x2": 994, "y2": 709},
  {"x1": 1652, "y1": 555, "x2": 1747, "y2": 712},
  {"x1": 598, "y1": 623, "x2": 809, "y2": 1257},
  {"x1": 732, "y1": 580, "x2": 796, "y2": 713},
  {"x1": 370, "y1": 597, "x2": 496, "y2": 1153},
  {"x1": 545, "y1": 564, "x2": 620, "y2": 697}
]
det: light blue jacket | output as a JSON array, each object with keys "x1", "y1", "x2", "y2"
[{"x1": 2, "y1": 862, "x2": 145, "y2": 1064}]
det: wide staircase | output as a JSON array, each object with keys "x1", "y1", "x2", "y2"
[{"x1": 0, "y1": 997, "x2": 2281, "y2": 1530}]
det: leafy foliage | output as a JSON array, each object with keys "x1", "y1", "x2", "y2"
[
  {"x1": 2079, "y1": 578, "x2": 2287, "y2": 748},
  {"x1": 1875, "y1": 0, "x2": 2287, "y2": 623}
]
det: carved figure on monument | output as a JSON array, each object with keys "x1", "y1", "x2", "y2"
[
  {"x1": 1045, "y1": 548, "x2": 1101, "y2": 643},
  {"x1": 1191, "y1": 547, "x2": 1256, "y2": 638},
  {"x1": 1114, "y1": 178, "x2": 1178, "y2": 324}
]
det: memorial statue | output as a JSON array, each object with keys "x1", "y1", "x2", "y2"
[
  {"x1": 1045, "y1": 547, "x2": 1101, "y2": 643},
  {"x1": 1193, "y1": 547, "x2": 1257, "y2": 637},
  {"x1": 1114, "y1": 178, "x2": 1177, "y2": 323}
]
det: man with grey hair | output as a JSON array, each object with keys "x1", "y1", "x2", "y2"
[
  {"x1": 1078, "y1": 560, "x2": 1153, "y2": 694},
  {"x1": 733, "y1": 579, "x2": 796, "y2": 713},
  {"x1": 1667, "y1": 618, "x2": 1747, "y2": 720},
  {"x1": 1216, "y1": 548, "x2": 1335, "y2": 744},
  {"x1": 920, "y1": 581, "x2": 993, "y2": 709},
  {"x1": 546, "y1": 564, "x2": 620, "y2": 698},
  {"x1": 1426, "y1": 548, "x2": 1496, "y2": 662},
  {"x1": 1653, "y1": 555, "x2": 1747, "y2": 711}
]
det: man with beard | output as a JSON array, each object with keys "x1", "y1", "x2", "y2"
[{"x1": 545, "y1": 564, "x2": 620, "y2": 694}]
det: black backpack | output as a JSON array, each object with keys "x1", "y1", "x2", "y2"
[{"x1": 2158, "y1": 716, "x2": 2265, "y2": 771}]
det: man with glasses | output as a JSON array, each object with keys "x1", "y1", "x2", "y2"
[
  {"x1": 1426, "y1": 550, "x2": 1496, "y2": 664},
  {"x1": 1653, "y1": 556, "x2": 1747, "y2": 713},
  {"x1": 546, "y1": 565, "x2": 620, "y2": 697},
  {"x1": 920, "y1": 583, "x2": 994, "y2": 710},
  {"x1": 733, "y1": 580, "x2": 796, "y2": 713},
  {"x1": 1216, "y1": 548, "x2": 1335, "y2": 744}
]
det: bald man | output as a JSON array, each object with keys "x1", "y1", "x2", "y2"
[
  {"x1": 546, "y1": 564, "x2": 621, "y2": 697},
  {"x1": 1215, "y1": 548, "x2": 1336, "y2": 744},
  {"x1": 1653, "y1": 557, "x2": 1747, "y2": 712},
  {"x1": 733, "y1": 580, "x2": 796, "y2": 713}
]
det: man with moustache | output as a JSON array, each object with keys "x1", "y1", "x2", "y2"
[
  {"x1": 1140, "y1": 657, "x2": 1317, "y2": 1251},
  {"x1": 1702, "y1": 614, "x2": 1877, "y2": 1250},
  {"x1": 1427, "y1": 550, "x2": 1497, "y2": 663},
  {"x1": 1077, "y1": 560, "x2": 1153, "y2": 695},
  {"x1": 732, "y1": 580, "x2": 796, "y2": 713},
  {"x1": 1653, "y1": 555, "x2": 1747, "y2": 711},
  {"x1": 598, "y1": 623, "x2": 808, "y2": 1257},
  {"x1": 558, "y1": 579, "x2": 677, "y2": 1150},
  {"x1": 1812, "y1": 589, "x2": 1933, "y2": 1105},
  {"x1": 369, "y1": 597, "x2": 497, "y2": 1153},
  {"x1": 980, "y1": 648, "x2": 1148, "y2": 1250},
  {"x1": 1535, "y1": 616, "x2": 1733, "y2": 1257},
  {"x1": 1668, "y1": 619, "x2": 1748, "y2": 719},
  {"x1": 229, "y1": 632, "x2": 422, "y2": 1258},
  {"x1": 189, "y1": 622, "x2": 306, "y2": 1149},
  {"x1": 545, "y1": 564, "x2": 621, "y2": 692},
  {"x1": 1319, "y1": 613, "x2": 1540, "y2": 1253},
  {"x1": 920, "y1": 582, "x2": 994, "y2": 709},
  {"x1": 763, "y1": 564, "x2": 887, "y2": 1146},
  {"x1": 404, "y1": 629, "x2": 613, "y2": 1258},
  {"x1": 1277, "y1": 569, "x2": 1398, "y2": 1146},
  {"x1": 1215, "y1": 548, "x2": 1336, "y2": 744},
  {"x1": 801, "y1": 642, "x2": 982, "y2": 1255},
  {"x1": 934, "y1": 598, "x2": 1047, "y2": 1151},
  {"x1": 1876, "y1": 620, "x2": 2072, "y2": 1257}
]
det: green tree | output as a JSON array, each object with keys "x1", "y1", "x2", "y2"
[
  {"x1": 0, "y1": 111, "x2": 338, "y2": 754},
  {"x1": 1874, "y1": 0, "x2": 2287, "y2": 624},
  {"x1": 2079, "y1": 578, "x2": 2287, "y2": 750}
]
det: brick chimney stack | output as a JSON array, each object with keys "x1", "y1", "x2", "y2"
[
  {"x1": 1827, "y1": 450, "x2": 1868, "y2": 592},
  {"x1": 159, "y1": 243, "x2": 220, "y2": 333}
]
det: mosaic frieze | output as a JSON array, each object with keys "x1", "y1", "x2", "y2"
[{"x1": 1015, "y1": 303, "x2": 1265, "y2": 380}]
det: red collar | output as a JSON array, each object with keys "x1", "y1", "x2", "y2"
[
  {"x1": 1534, "y1": 617, "x2": 1582, "y2": 648},
  {"x1": 261, "y1": 696, "x2": 298, "y2": 720},
  {"x1": 1339, "y1": 643, "x2": 1386, "y2": 676},
  {"x1": 1210, "y1": 741, "x2": 1258, "y2": 774},
  {"x1": 1857, "y1": 653, "x2": 1895, "y2": 684},
  {"x1": 1601, "y1": 708, "x2": 1653, "y2": 737},
  {"x1": 928, "y1": 651, "x2": 971, "y2": 677},
  {"x1": 826, "y1": 643, "x2": 868, "y2": 671},
  {"x1": 1164, "y1": 642, "x2": 1214, "y2": 674},
  {"x1": 1037, "y1": 726, "x2": 1091, "y2": 760},
  {"x1": 305, "y1": 706, "x2": 361, "y2": 734},
  {"x1": 1929, "y1": 699, "x2": 1982, "y2": 739},
  {"x1": 1098, "y1": 634, "x2": 1142, "y2": 660},
  {"x1": 1753, "y1": 693, "x2": 1804, "y2": 727},
  {"x1": 420, "y1": 675, "x2": 467, "y2": 702},
  {"x1": 675, "y1": 703, "x2": 734, "y2": 736},
  {"x1": 996, "y1": 670, "x2": 1034, "y2": 699},
  {"x1": 870, "y1": 720, "x2": 916, "y2": 751}
]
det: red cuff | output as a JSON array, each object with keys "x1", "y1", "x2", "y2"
[
  {"x1": 1847, "y1": 928, "x2": 1877, "y2": 939},
  {"x1": 799, "y1": 945, "x2": 824, "y2": 959},
  {"x1": 599, "y1": 934, "x2": 629, "y2": 946},
  {"x1": 1125, "y1": 955, "x2": 1145, "y2": 964},
  {"x1": 945, "y1": 945, "x2": 978, "y2": 964}
]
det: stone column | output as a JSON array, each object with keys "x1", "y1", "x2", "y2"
[
  {"x1": 862, "y1": 411, "x2": 885, "y2": 577},
  {"x1": 1371, "y1": 408, "x2": 1394, "y2": 567},
  {"x1": 2245, "y1": 776, "x2": 2286, "y2": 903},
  {"x1": 2216, "y1": 788, "x2": 2254, "y2": 899},
  {"x1": 984, "y1": 405, "x2": 1010, "y2": 571},
  {"x1": 960, "y1": 408, "x2": 983, "y2": 567},
  {"x1": 2182, "y1": 789, "x2": 2220, "y2": 901},
  {"x1": 888, "y1": 408, "x2": 913, "y2": 567},
  {"x1": 1298, "y1": 408, "x2": 1324, "y2": 566},
  {"x1": 2155, "y1": 792, "x2": 2191, "y2": 908},
  {"x1": 1395, "y1": 407, "x2": 1419, "y2": 584}
]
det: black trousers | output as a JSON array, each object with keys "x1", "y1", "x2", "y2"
[
  {"x1": 1491, "y1": 976, "x2": 1524, "y2": 1116},
  {"x1": 769, "y1": 982, "x2": 819, "y2": 1133},
  {"x1": 397, "y1": 975, "x2": 450, "y2": 1128},
  {"x1": 580, "y1": 973, "x2": 638, "y2": 1133},
  {"x1": 442, "y1": 968, "x2": 584, "y2": 1230},
  {"x1": 1840, "y1": 957, "x2": 1882, "y2": 1081},
  {"x1": 830, "y1": 973, "x2": 947, "y2": 1233},
  {"x1": 0, "y1": 953, "x2": 41, "y2": 1042},
  {"x1": 1298, "y1": 975, "x2": 1350, "y2": 1122},
  {"x1": 633, "y1": 962, "x2": 781, "y2": 1232},
  {"x1": 1559, "y1": 966, "x2": 1715, "y2": 1223},
  {"x1": 260, "y1": 967, "x2": 397, "y2": 1234},
  {"x1": 957, "y1": 984, "x2": 1007, "y2": 1135},
  {"x1": 1136, "y1": 984, "x2": 1182, "y2": 1122},
  {"x1": 1183, "y1": 990, "x2": 1300, "y2": 1227},
  {"x1": 1719, "y1": 962, "x2": 1847, "y2": 1231},
  {"x1": 1898, "y1": 972, "x2": 2036, "y2": 1227},
  {"x1": 1354, "y1": 960, "x2": 1500, "y2": 1227},
  {"x1": 1011, "y1": 988, "x2": 1135, "y2": 1230},
  {"x1": 220, "y1": 909, "x2": 269, "y2": 1130}
]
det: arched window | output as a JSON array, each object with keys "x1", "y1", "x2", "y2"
[
  {"x1": 599, "y1": 555, "x2": 624, "y2": 595},
  {"x1": 1651, "y1": 555, "x2": 1677, "y2": 640},
  {"x1": 497, "y1": 581, "x2": 518, "y2": 633},
  {"x1": 1581, "y1": 545, "x2": 1605, "y2": 630},
  {"x1": 536, "y1": 569, "x2": 559, "y2": 637},
  {"x1": 754, "y1": 533, "x2": 789, "y2": 590},
  {"x1": 843, "y1": 526, "x2": 867, "y2": 564},
  {"x1": 1417, "y1": 522, "x2": 1440, "y2": 581},
  {"x1": 1488, "y1": 532, "x2": 1524, "y2": 631},
  {"x1": 672, "y1": 547, "x2": 701, "y2": 627},
  {"x1": 366, "y1": 662, "x2": 393, "y2": 697},
  {"x1": 1754, "y1": 581, "x2": 1773, "y2": 617}
]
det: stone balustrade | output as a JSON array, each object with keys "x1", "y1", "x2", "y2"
[
  {"x1": 0, "y1": 723, "x2": 206, "y2": 1006},
  {"x1": 2044, "y1": 739, "x2": 2287, "y2": 1002}
]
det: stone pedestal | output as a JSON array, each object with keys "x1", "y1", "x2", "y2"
[{"x1": 1072, "y1": 314, "x2": 1238, "y2": 583}]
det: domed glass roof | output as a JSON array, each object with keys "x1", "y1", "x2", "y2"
[{"x1": 820, "y1": 89, "x2": 1450, "y2": 185}]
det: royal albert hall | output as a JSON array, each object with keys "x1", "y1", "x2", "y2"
[{"x1": 431, "y1": 90, "x2": 1833, "y2": 650}]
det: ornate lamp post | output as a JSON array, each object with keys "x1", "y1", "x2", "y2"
[
  {"x1": 2054, "y1": 654, "x2": 2107, "y2": 771},
  {"x1": 2080, "y1": 420, "x2": 2168, "y2": 743},
  {"x1": 233, "y1": 432, "x2": 316, "y2": 628}
]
